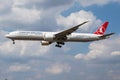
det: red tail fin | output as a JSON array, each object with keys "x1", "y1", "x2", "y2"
[{"x1": 94, "y1": 22, "x2": 109, "y2": 35}]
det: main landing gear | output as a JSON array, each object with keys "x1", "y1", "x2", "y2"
[{"x1": 55, "y1": 42, "x2": 65, "y2": 48}]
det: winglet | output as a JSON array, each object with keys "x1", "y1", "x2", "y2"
[
  {"x1": 94, "y1": 22, "x2": 109, "y2": 35},
  {"x1": 76, "y1": 21, "x2": 89, "y2": 27}
]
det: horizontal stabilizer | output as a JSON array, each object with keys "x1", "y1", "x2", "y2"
[{"x1": 100, "y1": 33, "x2": 115, "y2": 38}]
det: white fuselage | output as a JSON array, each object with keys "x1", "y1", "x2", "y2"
[
  {"x1": 5, "y1": 31, "x2": 102, "y2": 42},
  {"x1": 5, "y1": 21, "x2": 113, "y2": 47}
]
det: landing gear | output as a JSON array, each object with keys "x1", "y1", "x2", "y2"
[
  {"x1": 59, "y1": 42, "x2": 65, "y2": 45},
  {"x1": 55, "y1": 42, "x2": 65, "y2": 48},
  {"x1": 55, "y1": 44, "x2": 62, "y2": 48},
  {"x1": 12, "y1": 40, "x2": 15, "y2": 44}
]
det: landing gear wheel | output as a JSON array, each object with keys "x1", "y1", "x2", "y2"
[
  {"x1": 55, "y1": 42, "x2": 65, "y2": 48},
  {"x1": 60, "y1": 42, "x2": 65, "y2": 45},
  {"x1": 12, "y1": 40, "x2": 15, "y2": 44},
  {"x1": 55, "y1": 44, "x2": 62, "y2": 48},
  {"x1": 57, "y1": 42, "x2": 65, "y2": 45}
]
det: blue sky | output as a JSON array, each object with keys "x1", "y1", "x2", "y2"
[{"x1": 0, "y1": 0, "x2": 120, "y2": 80}]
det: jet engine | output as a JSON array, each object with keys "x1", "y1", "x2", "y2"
[
  {"x1": 43, "y1": 33, "x2": 54, "y2": 41},
  {"x1": 41, "y1": 41, "x2": 51, "y2": 46}
]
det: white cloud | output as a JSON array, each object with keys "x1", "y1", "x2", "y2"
[
  {"x1": 75, "y1": 35, "x2": 120, "y2": 60},
  {"x1": 0, "y1": 0, "x2": 13, "y2": 14},
  {"x1": 0, "y1": 31, "x2": 51, "y2": 57},
  {"x1": 13, "y1": 0, "x2": 27, "y2": 6},
  {"x1": 0, "y1": 7, "x2": 41, "y2": 24},
  {"x1": 0, "y1": 0, "x2": 42, "y2": 24},
  {"x1": 13, "y1": 0, "x2": 74, "y2": 9},
  {"x1": 111, "y1": 51, "x2": 120, "y2": 56},
  {"x1": 0, "y1": 0, "x2": 74, "y2": 31},
  {"x1": 12, "y1": 7, "x2": 41, "y2": 23},
  {"x1": 0, "y1": 0, "x2": 119, "y2": 80},
  {"x1": 57, "y1": 10, "x2": 101, "y2": 32},
  {"x1": 0, "y1": 41, "x2": 51, "y2": 57},
  {"x1": 45, "y1": 63, "x2": 71, "y2": 74},
  {"x1": 0, "y1": 30, "x2": 8, "y2": 42},
  {"x1": 9, "y1": 64, "x2": 31, "y2": 72},
  {"x1": 0, "y1": 30, "x2": 69, "y2": 58},
  {"x1": 74, "y1": 54, "x2": 85, "y2": 60}
]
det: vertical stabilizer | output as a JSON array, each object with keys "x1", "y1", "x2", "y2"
[{"x1": 94, "y1": 22, "x2": 109, "y2": 35}]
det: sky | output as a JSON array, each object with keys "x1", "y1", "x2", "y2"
[{"x1": 0, "y1": 0, "x2": 120, "y2": 80}]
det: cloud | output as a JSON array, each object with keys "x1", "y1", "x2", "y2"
[
  {"x1": 0, "y1": 7, "x2": 41, "y2": 24},
  {"x1": 74, "y1": 53, "x2": 85, "y2": 60},
  {"x1": 0, "y1": 0, "x2": 13, "y2": 15},
  {"x1": 0, "y1": 0, "x2": 74, "y2": 31},
  {"x1": 111, "y1": 51, "x2": 120, "y2": 56},
  {"x1": 0, "y1": 30, "x2": 8, "y2": 42},
  {"x1": 11, "y1": 7, "x2": 41, "y2": 23},
  {"x1": 57, "y1": 10, "x2": 101, "y2": 32},
  {"x1": 0, "y1": 0, "x2": 119, "y2": 80},
  {"x1": 45, "y1": 63, "x2": 71, "y2": 74},
  {"x1": 73, "y1": 35, "x2": 120, "y2": 80},
  {"x1": 75, "y1": 35, "x2": 120, "y2": 60},
  {"x1": 0, "y1": 31, "x2": 51, "y2": 58},
  {"x1": 0, "y1": 41, "x2": 51, "y2": 57},
  {"x1": 15, "y1": 0, "x2": 120, "y2": 9},
  {"x1": 0, "y1": 0, "x2": 119, "y2": 31},
  {"x1": 9, "y1": 64, "x2": 31, "y2": 72},
  {"x1": 13, "y1": 0, "x2": 74, "y2": 9}
]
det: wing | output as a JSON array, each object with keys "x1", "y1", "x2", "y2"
[{"x1": 54, "y1": 21, "x2": 88, "y2": 40}]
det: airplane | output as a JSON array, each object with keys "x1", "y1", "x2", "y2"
[{"x1": 5, "y1": 21, "x2": 114, "y2": 48}]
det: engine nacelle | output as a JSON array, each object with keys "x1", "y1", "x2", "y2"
[
  {"x1": 41, "y1": 41, "x2": 51, "y2": 46},
  {"x1": 44, "y1": 33, "x2": 54, "y2": 41}
]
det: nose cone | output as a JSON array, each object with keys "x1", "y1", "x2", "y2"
[{"x1": 5, "y1": 34, "x2": 10, "y2": 38}]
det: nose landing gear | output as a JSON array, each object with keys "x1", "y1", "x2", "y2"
[{"x1": 12, "y1": 40, "x2": 15, "y2": 44}]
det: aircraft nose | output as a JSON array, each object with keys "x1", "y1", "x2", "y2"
[{"x1": 5, "y1": 34, "x2": 10, "y2": 38}]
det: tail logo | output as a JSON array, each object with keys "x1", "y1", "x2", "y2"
[
  {"x1": 99, "y1": 26, "x2": 105, "y2": 34},
  {"x1": 94, "y1": 21, "x2": 108, "y2": 35}
]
